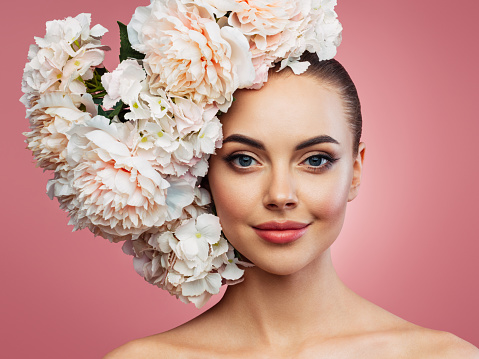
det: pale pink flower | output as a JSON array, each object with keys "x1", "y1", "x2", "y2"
[
  {"x1": 64, "y1": 115, "x2": 196, "y2": 241},
  {"x1": 127, "y1": 0, "x2": 255, "y2": 111},
  {"x1": 229, "y1": 0, "x2": 300, "y2": 39},
  {"x1": 23, "y1": 92, "x2": 95, "y2": 171},
  {"x1": 179, "y1": 0, "x2": 242, "y2": 18},
  {"x1": 169, "y1": 98, "x2": 217, "y2": 137},
  {"x1": 246, "y1": 54, "x2": 273, "y2": 89},
  {"x1": 226, "y1": 0, "x2": 304, "y2": 87}
]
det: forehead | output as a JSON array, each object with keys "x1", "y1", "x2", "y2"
[{"x1": 219, "y1": 74, "x2": 351, "y2": 150}]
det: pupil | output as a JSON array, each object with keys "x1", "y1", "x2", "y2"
[
  {"x1": 310, "y1": 156, "x2": 322, "y2": 166},
  {"x1": 239, "y1": 156, "x2": 252, "y2": 166}
]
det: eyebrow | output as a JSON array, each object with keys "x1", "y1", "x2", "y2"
[{"x1": 222, "y1": 134, "x2": 340, "y2": 151}]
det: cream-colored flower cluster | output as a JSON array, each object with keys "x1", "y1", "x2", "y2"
[{"x1": 21, "y1": 0, "x2": 342, "y2": 308}]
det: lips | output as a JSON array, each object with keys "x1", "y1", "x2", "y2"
[{"x1": 252, "y1": 221, "x2": 310, "y2": 244}]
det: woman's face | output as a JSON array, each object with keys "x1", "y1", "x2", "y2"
[{"x1": 207, "y1": 73, "x2": 365, "y2": 275}]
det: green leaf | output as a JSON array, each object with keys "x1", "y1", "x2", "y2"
[
  {"x1": 118, "y1": 21, "x2": 145, "y2": 62},
  {"x1": 97, "y1": 104, "x2": 111, "y2": 118},
  {"x1": 108, "y1": 100, "x2": 125, "y2": 120}
]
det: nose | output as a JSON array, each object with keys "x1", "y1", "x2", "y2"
[{"x1": 263, "y1": 165, "x2": 298, "y2": 211}]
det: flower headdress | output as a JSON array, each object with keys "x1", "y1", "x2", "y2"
[{"x1": 21, "y1": 0, "x2": 342, "y2": 308}]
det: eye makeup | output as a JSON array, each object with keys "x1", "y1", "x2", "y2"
[{"x1": 222, "y1": 152, "x2": 339, "y2": 173}]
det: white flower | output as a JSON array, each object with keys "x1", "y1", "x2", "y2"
[
  {"x1": 23, "y1": 92, "x2": 95, "y2": 171},
  {"x1": 101, "y1": 59, "x2": 147, "y2": 110},
  {"x1": 189, "y1": 156, "x2": 210, "y2": 177},
  {"x1": 277, "y1": 0, "x2": 343, "y2": 71},
  {"x1": 34, "y1": 13, "x2": 107, "y2": 50},
  {"x1": 192, "y1": 116, "x2": 223, "y2": 157},
  {"x1": 64, "y1": 115, "x2": 176, "y2": 241},
  {"x1": 181, "y1": 272, "x2": 222, "y2": 296},
  {"x1": 169, "y1": 98, "x2": 211, "y2": 137},
  {"x1": 229, "y1": 0, "x2": 301, "y2": 39},
  {"x1": 174, "y1": 213, "x2": 222, "y2": 262},
  {"x1": 127, "y1": 0, "x2": 255, "y2": 111},
  {"x1": 224, "y1": 1, "x2": 304, "y2": 88},
  {"x1": 137, "y1": 120, "x2": 179, "y2": 154},
  {"x1": 165, "y1": 176, "x2": 196, "y2": 221},
  {"x1": 140, "y1": 93, "x2": 170, "y2": 120},
  {"x1": 179, "y1": 0, "x2": 242, "y2": 18},
  {"x1": 21, "y1": 13, "x2": 108, "y2": 100},
  {"x1": 149, "y1": 231, "x2": 178, "y2": 253},
  {"x1": 21, "y1": 1, "x2": 342, "y2": 309},
  {"x1": 121, "y1": 215, "x2": 248, "y2": 308},
  {"x1": 57, "y1": 47, "x2": 106, "y2": 93},
  {"x1": 299, "y1": 0, "x2": 343, "y2": 60}
]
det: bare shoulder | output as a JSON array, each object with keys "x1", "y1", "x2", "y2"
[
  {"x1": 350, "y1": 294, "x2": 479, "y2": 358},
  {"x1": 102, "y1": 321, "x2": 215, "y2": 359},
  {"x1": 392, "y1": 326, "x2": 479, "y2": 359},
  {"x1": 422, "y1": 329, "x2": 479, "y2": 358},
  {"x1": 102, "y1": 335, "x2": 179, "y2": 359},
  {"x1": 102, "y1": 307, "x2": 225, "y2": 359}
]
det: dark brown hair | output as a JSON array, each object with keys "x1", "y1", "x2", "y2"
[{"x1": 269, "y1": 52, "x2": 362, "y2": 158}]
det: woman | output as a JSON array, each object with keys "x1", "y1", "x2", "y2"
[
  {"x1": 104, "y1": 53, "x2": 479, "y2": 358},
  {"x1": 17, "y1": 1, "x2": 478, "y2": 357}
]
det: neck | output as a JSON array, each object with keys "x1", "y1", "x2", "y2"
[{"x1": 212, "y1": 248, "x2": 360, "y2": 348}]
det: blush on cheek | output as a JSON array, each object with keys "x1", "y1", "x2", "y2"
[
  {"x1": 210, "y1": 176, "x2": 250, "y2": 226},
  {"x1": 304, "y1": 176, "x2": 350, "y2": 221}
]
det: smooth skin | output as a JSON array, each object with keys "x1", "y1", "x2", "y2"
[{"x1": 104, "y1": 73, "x2": 479, "y2": 358}]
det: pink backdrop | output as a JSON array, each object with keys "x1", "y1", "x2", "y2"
[{"x1": 1, "y1": 0, "x2": 478, "y2": 357}]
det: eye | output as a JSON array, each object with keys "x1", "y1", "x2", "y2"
[
  {"x1": 303, "y1": 154, "x2": 338, "y2": 172},
  {"x1": 305, "y1": 155, "x2": 328, "y2": 167},
  {"x1": 224, "y1": 154, "x2": 258, "y2": 168}
]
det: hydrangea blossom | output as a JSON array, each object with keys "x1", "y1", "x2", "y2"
[
  {"x1": 21, "y1": 13, "x2": 109, "y2": 108},
  {"x1": 122, "y1": 214, "x2": 250, "y2": 307},
  {"x1": 21, "y1": 2, "x2": 343, "y2": 307}
]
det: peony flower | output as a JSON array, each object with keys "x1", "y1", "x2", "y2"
[
  {"x1": 224, "y1": 0, "x2": 306, "y2": 88},
  {"x1": 169, "y1": 98, "x2": 216, "y2": 137},
  {"x1": 21, "y1": 2, "x2": 342, "y2": 309},
  {"x1": 24, "y1": 92, "x2": 95, "y2": 171},
  {"x1": 64, "y1": 115, "x2": 191, "y2": 241},
  {"x1": 127, "y1": 0, "x2": 255, "y2": 111},
  {"x1": 179, "y1": 0, "x2": 242, "y2": 18},
  {"x1": 229, "y1": 0, "x2": 301, "y2": 39}
]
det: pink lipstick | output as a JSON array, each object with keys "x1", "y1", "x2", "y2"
[{"x1": 252, "y1": 221, "x2": 310, "y2": 244}]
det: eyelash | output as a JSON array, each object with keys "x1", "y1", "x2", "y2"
[{"x1": 223, "y1": 153, "x2": 339, "y2": 173}]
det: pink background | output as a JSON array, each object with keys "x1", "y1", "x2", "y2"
[{"x1": 1, "y1": 0, "x2": 478, "y2": 357}]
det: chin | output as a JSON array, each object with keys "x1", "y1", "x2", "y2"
[
  {"x1": 255, "y1": 262, "x2": 311, "y2": 276},
  {"x1": 238, "y1": 245, "x2": 324, "y2": 276}
]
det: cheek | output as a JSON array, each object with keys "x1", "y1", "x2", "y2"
[
  {"x1": 301, "y1": 168, "x2": 352, "y2": 221},
  {"x1": 207, "y1": 166, "x2": 258, "y2": 229}
]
